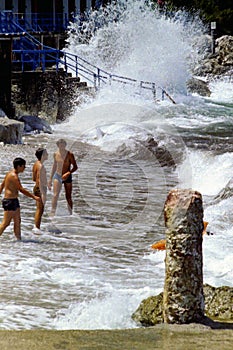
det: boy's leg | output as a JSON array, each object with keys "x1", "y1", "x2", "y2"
[
  {"x1": 51, "y1": 179, "x2": 62, "y2": 216},
  {"x1": 34, "y1": 199, "x2": 44, "y2": 229},
  {"x1": 0, "y1": 211, "x2": 13, "y2": 235},
  {"x1": 64, "y1": 182, "x2": 73, "y2": 215},
  {"x1": 13, "y1": 208, "x2": 21, "y2": 240}
]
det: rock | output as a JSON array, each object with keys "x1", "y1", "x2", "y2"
[
  {"x1": 19, "y1": 115, "x2": 53, "y2": 134},
  {"x1": 186, "y1": 77, "x2": 211, "y2": 97},
  {"x1": 132, "y1": 284, "x2": 233, "y2": 326},
  {"x1": 0, "y1": 108, "x2": 6, "y2": 118},
  {"x1": 192, "y1": 57, "x2": 229, "y2": 77},
  {"x1": 0, "y1": 117, "x2": 24, "y2": 144},
  {"x1": 145, "y1": 138, "x2": 177, "y2": 168},
  {"x1": 11, "y1": 70, "x2": 95, "y2": 124},
  {"x1": 132, "y1": 293, "x2": 164, "y2": 326},
  {"x1": 204, "y1": 284, "x2": 233, "y2": 320},
  {"x1": 216, "y1": 35, "x2": 233, "y2": 66},
  {"x1": 210, "y1": 178, "x2": 233, "y2": 205},
  {"x1": 192, "y1": 35, "x2": 233, "y2": 78},
  {"x1": 163, "y1": 189, "x2": 204, "y2": 324},
  {"x1": 12, "y1": 71, "x2": 66, "y2": 124}
]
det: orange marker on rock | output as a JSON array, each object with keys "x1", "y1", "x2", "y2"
[{"x1": 151, "y1": 221, "x2": 209, "y2": 250}]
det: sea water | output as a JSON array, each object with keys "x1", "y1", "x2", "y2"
[{"x1": 0, "y1": 0, "x2": 232, "y2": 330}]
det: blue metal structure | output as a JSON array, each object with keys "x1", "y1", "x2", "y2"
[
  {"x1": 0, "y1": 10, "x2": 70, "y2": 33},
  {"x1": 0, "y1": 10, "x2": 176, "y2": 104}
]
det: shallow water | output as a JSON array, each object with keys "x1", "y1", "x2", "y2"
[
  {"x1": 0, "y1": 96, "x2": 232, "y2": 330},
  {"x1": 0, "y1": 0, "x2": 233, "y2": 330}
]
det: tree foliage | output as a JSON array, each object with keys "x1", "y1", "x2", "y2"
[{"x1": 156, "y1": 0, "x2": 233, "y2": 36}]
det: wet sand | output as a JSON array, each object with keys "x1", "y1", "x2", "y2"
[{"x1": 1, "y1": 323, "x2": 233, "y2": 350}]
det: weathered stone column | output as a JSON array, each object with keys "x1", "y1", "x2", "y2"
[{"x1": 163, "y1": 189, "x2": 205, "y2": 323}]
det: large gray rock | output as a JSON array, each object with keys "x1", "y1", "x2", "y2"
[
  {"x1": 204, "y1": 284, "x2": 233, "y2": 320},
  {"x1": 193, "y1": 35, "x2": 233, "y2": 77},
  {"x1": 19, "y1": 115, "x2": 52, "y2": 134},
  {"x1": 0, "y1": 117, "x2": 24, "y2": 144},
  {"x1": 11, "y1": 70, "x2": 94, "y2": 124},
  {"x1": 211, "y1": 178, "x2": 233, "y2": 205},
  {"x1": 216, "y1": 35, "x2": 233, "y2": 66},
  {"x1": 132, "y1": 293, "x2": 164, "y2": 326},
  {"x1": 186, "y1": 77, "x2": 211, "y2": 97},
  {"x1": 132, "y1": 284, "x2": 233, "y2": 326}
]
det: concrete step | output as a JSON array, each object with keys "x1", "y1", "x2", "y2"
[{"x1": 65, "y1": 77, "x2": 87, "y2": 88}]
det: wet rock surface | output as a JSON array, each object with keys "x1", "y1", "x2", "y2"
[
  {"x1": 193, "y1": 35, "x2": 233, "y2": 78},
  {"x1": 18, "y1": 115, "x2": 52, "y2": 134},
  {"x1": 0, "y1": 116, "x2": 24, "y2": 144},
  {"x1": 132, "y1": 284, "x2": 233, "y2": 326},
  {"x1": 188, "y1": 35, "x2": 233, "y2": 96}
]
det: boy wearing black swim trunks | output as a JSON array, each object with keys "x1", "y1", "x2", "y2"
[{"x1": 0, "y1": 157, "x2": 40, "y2": 240}]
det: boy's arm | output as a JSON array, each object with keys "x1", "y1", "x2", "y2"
[
  {"x1": 40, "y1": 165, "x2": 47, "y2": 188},
  {"x1": 62, "y1": 153, "x2": 78, "y2": 181},
  {"x1": 32, "y1": 162, "x2": 38, "y2": 182},
  {"x1": 48, "y1": 153, "x2": 57, "y2": 189},
  {"x1": 0, "y1": 178, "x2": 5, "y2": 195},
  {"x1": 16, "y1": 176, "x2": 39, "y2": 201},
  {"x1": 70, "y1": 153, "x2": 78, "y2": 174}
]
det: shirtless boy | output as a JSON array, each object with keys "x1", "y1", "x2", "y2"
[
  {"x1": 0, "y1": 157, "x2": 40, "y2": 240},
  {"x1": 32, "y1": 148, "x2": 48, "y2": 234},
  {"x1": 48, "y1": 139, "x2": 78, "y2": 216}
]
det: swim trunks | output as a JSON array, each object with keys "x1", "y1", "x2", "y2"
[
  {"x1": 2, "y1": 198, "x2": 20, "y2": 211},
  {"x1": 53, "y1": 172, "x2": 72, "y2": 184},
  {"x1": 33, "y1": 185, "x2": 47, "y2": 197}
]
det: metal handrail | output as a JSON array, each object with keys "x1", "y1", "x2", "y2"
[
  {"x1": 9, "y1": 17, "x2": 175, "y2": 103},
  {"x1": 12, "y1": 46, "x2": 175, "y2": 103},
  {"x1": 58, "y1": 51, "x2": 176, "y2": 103}
]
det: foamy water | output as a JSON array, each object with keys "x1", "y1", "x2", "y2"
[{"x1": 0, "y1": 0, "x2": 232, "y2": 330}]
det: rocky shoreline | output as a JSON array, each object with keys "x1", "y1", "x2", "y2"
[{"x1": 187, "y1": 35, "x2": 233, "y2": 97}]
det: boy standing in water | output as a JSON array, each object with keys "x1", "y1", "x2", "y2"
[
  {"x1": 32, "y1": 148, "x2": 48, "y2": 234},
  {"x1": 48, "y1": 139, "x2": 77, "y2": 216},
  {"x1": 0, "y1": 157, "x2": 40, "y2": 240}
]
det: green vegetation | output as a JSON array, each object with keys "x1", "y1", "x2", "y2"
[{"x1": 155, "y1": 0, "x2": 233, "y2": 36}]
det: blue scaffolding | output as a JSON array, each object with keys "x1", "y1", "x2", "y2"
[{"x1": 0, "y1": 10, "x2": 70, "y2": 34}]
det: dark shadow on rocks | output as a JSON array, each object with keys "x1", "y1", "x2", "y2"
[{"x1": 199, "y1": 316, "x2": 233, "y2": 330}]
